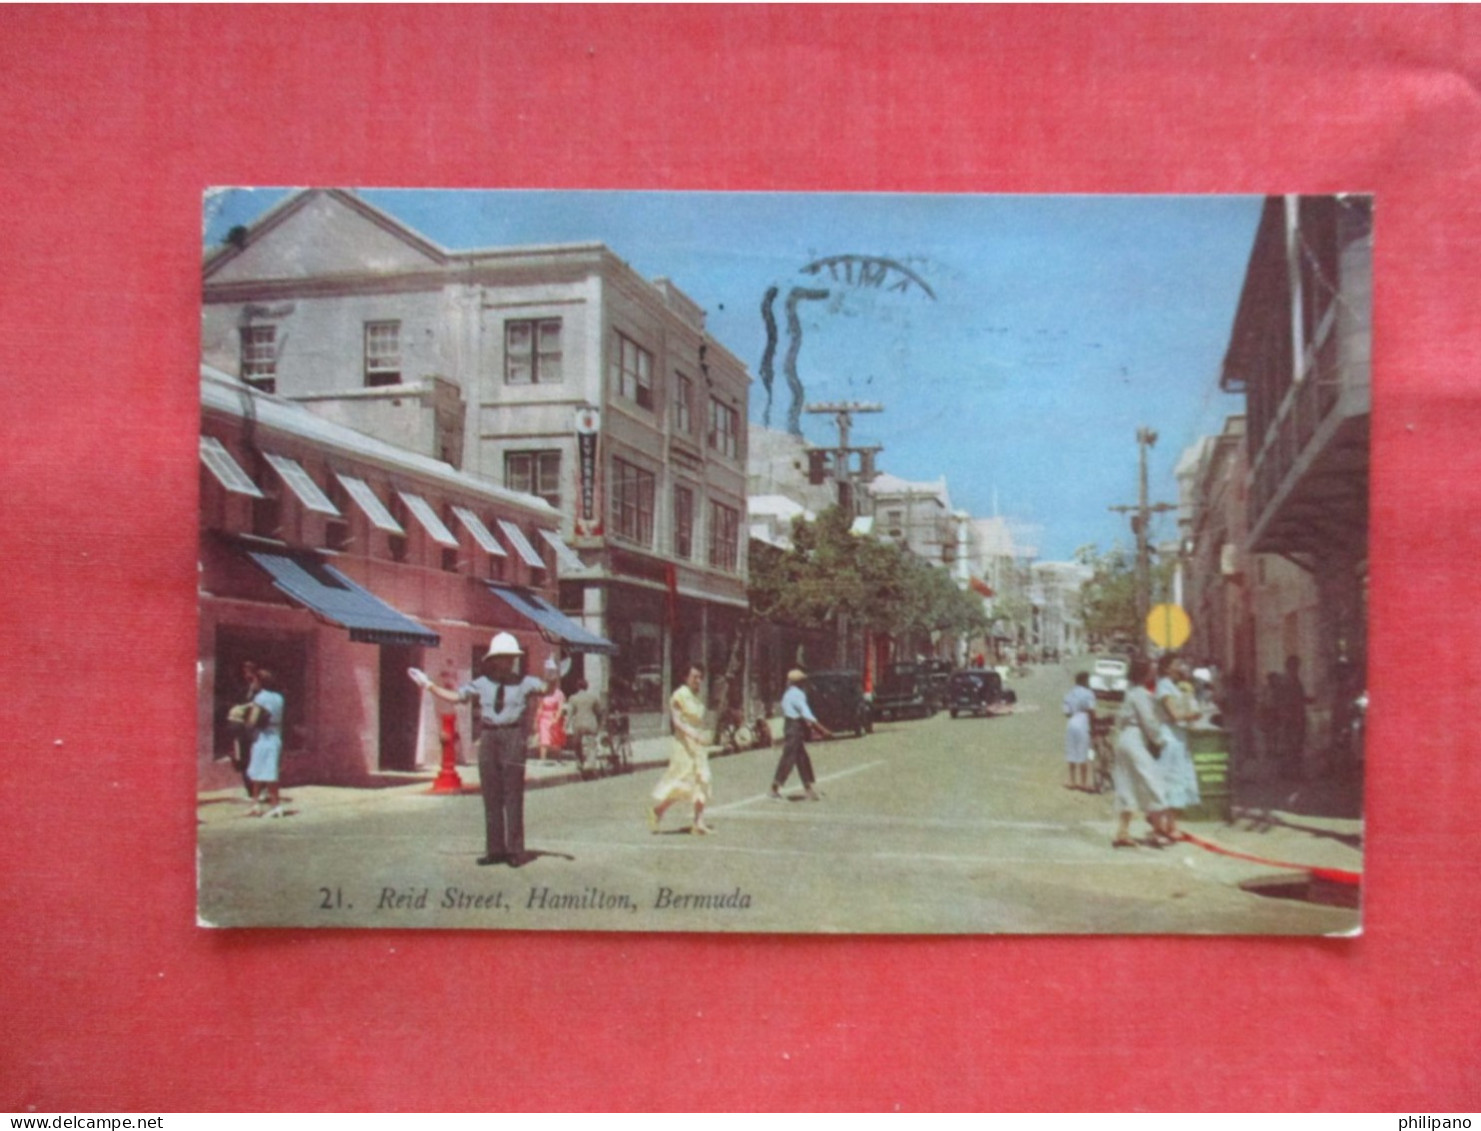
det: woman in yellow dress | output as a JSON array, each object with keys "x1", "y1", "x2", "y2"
[{"x1": 648, "y1": 665, "x2": 714, "y2": 835}]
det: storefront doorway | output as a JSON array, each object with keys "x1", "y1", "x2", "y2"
[{"x1": 378, "y1": 644, "x2": 425, "y2": 771}]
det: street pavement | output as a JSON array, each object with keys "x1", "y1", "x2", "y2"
[{"x1": 197, "y1": 663, "x2": 1364, "y2": 935}]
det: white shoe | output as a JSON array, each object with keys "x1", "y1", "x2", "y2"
[{"x1": 266, "y1": 806, "x2": 287, "y2": 819}]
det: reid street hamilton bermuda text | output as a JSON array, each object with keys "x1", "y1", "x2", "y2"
[{"x1": 360, "y1": 885, "x2": 754, "y2": 915}]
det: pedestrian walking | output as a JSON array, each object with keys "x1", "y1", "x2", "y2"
[
  {"x1": 649, "y1": 665, "x2": 714, "y2": 835},
  {"x1": 244, "y1": 668, "x2": 286, "y2": 818},
  {"x1": 1110, "y1": 657, "x2": 1172, "y2": 848},
  {"x1": 563, "y1": 678, "x2": 604, "y2": 775},
  {"x1": 414, "y1": 633, "x2": 546, "y2": 867},
  {"x1": 770, "y1": 668, "x2": 833, "y2": 801},
  {"x1": 1062, "y1": 671, "x2": 1097, "y2": 791},
  {"x1": 1155, "y1": 654, "x2": 1202, "y2": 836},
  {"x1": 535, "y1": 659, "x2": 566, "y2": 763}
]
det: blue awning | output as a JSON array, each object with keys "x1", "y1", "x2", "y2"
[
  {"x1": 246, "y1": 550, "x2": 440, "y2": 647},
  {"x1": 485, "y1": 583, "x2": 617, "y2": 655}
]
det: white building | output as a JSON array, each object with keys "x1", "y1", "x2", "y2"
[{"x1": 203, "y1": 189, "x2": 752, "y2": 730}]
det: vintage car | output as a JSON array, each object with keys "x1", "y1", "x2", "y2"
[
  {"x1": 946, "y1": 668, "x2": 1017, "y2": 717},
  {"x1": 802, "y1": 670, "x2": 873, "y2": 738},
  {"x1": 919, "y1": 658, "x2": 954, "y2": 711},
  {"x1": 1087, "y1": 656, "x2": 1131, "y2": 700},
  {"x1": 872, "y1": 662, "x2": 935, "y2": 721}
]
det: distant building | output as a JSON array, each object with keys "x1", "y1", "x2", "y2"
[
  {"x1": 1030, "y1": 561, "x2": 1094, "y2": 659},
  {"x1": 202, "y1": 189, "x2": 751, "y2": 731},
  {"x1": 868, "y1": 472, "x2": 956, "y2": 567},
  {"x1": 198, "y1": 365, "x2": 609, "y2": 789}
]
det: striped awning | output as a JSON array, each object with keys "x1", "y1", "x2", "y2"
[{"x1": 246, "y1": 549, "x2": 439, "y2": 646}]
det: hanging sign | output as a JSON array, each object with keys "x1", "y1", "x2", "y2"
[{"x1": 574, "y1": 406, "x2": 602, "y2": 537}]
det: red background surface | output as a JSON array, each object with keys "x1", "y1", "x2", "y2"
[{"x1": 2, "y1": 5, "x2": 1477, "y2": 1112}]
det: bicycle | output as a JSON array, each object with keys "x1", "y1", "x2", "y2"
[
  {"x1": 715, "y1": 706, "x2": 773, "y2": 755},
  {"x1": 1090, "y1": 715, "x2": 1116, "y2": 795},
  {"x1": 593, "y1": 708, "x2": 632, "y2": 775}
]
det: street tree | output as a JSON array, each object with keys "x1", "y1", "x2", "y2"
[{"x1": 1074, "y1": 541, "x2": 1177, "y2": 648}]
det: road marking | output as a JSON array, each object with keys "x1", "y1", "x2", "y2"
[
  {"x1": 537, "y1": 835, "x2": 1189, "y2": 870},
  {"x1": 707, "y1": 759, "x2": 887, "y2": 815},
  {"x1": 720, "y1": 810, "x2": 1087, "y2": 832}
]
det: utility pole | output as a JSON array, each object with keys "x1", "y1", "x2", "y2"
[
  {"x1": 804, "y1": 401, "x2": 883, "y2": 516},
  {"x1": 1109, "y1": 426, "x2": 1177, "y2": 656}
]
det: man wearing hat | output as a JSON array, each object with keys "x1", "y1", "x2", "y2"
[
  {"x1": 415, "y1": 632, "x2": 547, "y2": 866},
  {"x1": 770, "y1": 668, "x2": 833, "y2": 802}
]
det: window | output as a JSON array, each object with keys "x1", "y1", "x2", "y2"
[
  {"x1": 708, "y1": 397, "x2": 739, "y2": 459},
  {"x1": 504, "y1": 450, "x2": 561, "y2": 510},
  {"x1": 364, "y1": 321, "x2": 401, "y2": 387},
  {"x1": 250, "y1": 453, "x2": 281, "y2": 539},
  {"x1": 611, "y1": 457, "x2": 655, "y2": 546},
  {"x1": 439, "y1": 505, "x2": 460, "y2": 573},
  {"x1": 325, "y1": 478, "x2": 352, "y2": 552},
  {"x1": 611, "y1": 331, "x2": 654, "y2": 409},
  {"x1": 241, "y1": 325, "x2": 276, "y2": 393},
  {"x1": 505, "y1": 318, "x2": 563, "y2": 385},
  {"x1": 674, "y1": 373, "x2": 694, "y2": 435},
  {"x1": 387, "y1": 494, "x2": 410, "y2": 563},
  {"x1": 708, "y1": 501, "x2": 740, "y2": 571},
  {"x1": 673, "y1": 484, "x2": 695, "y2": 559}
]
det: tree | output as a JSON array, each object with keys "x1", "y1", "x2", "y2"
[
  {"x1": 749, "y1": 506, "x2": 988, "y2": 642},
  {"x1": 1075, "y1": 543, "x2": 1138, "y2": 644},
  {"x1": 1075, "y1": 541, "x2": 1178, "y2": 648}
]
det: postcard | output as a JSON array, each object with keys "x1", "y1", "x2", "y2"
[{"x1": 196, "y1": 188, "x2": 1367, "y2": 933}]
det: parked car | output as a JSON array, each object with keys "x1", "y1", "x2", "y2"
[
  {"x1": 1087, "y1": 656, "x2": 1131, "y2": 700},
  {"x1": 803, "y1": 670, "x2": 872, "y2": 737},
  {"x1": 920, "y1": 658, "x2": 954, "y2": 712},
  {"x1": 873, "y1": 662, "x2": 934, "y2": 721},
  {"x1": 946, "y1": 669, "x2": 1017, "y2": 717}
]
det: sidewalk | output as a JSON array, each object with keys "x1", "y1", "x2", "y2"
[{"x1": 197, "y1": 725, "x2": 772, "y2": 827}]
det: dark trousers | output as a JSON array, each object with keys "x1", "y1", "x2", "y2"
[
  {"x1": 772, "y1": 719, "x2": 816, "y2": 789},
  {"x1": 478, "y1": 726, "x2": 527, "y2": 858}
]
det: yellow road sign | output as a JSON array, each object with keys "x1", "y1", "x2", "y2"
[{"x1": 1147, "y1": 603, "x2": 1192, "y2": 650}]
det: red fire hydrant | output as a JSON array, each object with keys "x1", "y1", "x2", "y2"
[{"x1": 430, "y1": 669, "x2": 465, "y2": 794}]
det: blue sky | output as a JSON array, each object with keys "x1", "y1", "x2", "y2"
[{"x1": 204, "y1": 188, "x2": 1262, "y2": 561}]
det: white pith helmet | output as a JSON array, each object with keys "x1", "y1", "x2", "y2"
[{"x1": 484, "y1": 632, "x2": 523, "y2": 659}]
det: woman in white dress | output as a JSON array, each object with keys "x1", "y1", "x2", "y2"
[
  {"x1": 1154, "y1": 653, "x2": 1202, "y2": 836},
  {"x1": 648, "y1": 665, "x2": 714, "y2": 835},
  {"x1": 1111, "y1": 657, "x2": 1171, "y2": 847},
  {"x1": 246, "y1": 668, "x2": 287, "y2": 818},
  {"x1": 1062, "y1": 672, "x2": 1097, "y2": 791}
]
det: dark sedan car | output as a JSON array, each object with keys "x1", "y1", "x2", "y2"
[
  {"x1": 803, "y1": 670, "x2": 873, "y2": 737},
  {"x1": 946, "y1": 669, "x2": 1016, "y2": 717}
]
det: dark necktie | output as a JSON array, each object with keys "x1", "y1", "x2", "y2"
[{"x1": 495, "y1": 682, "x2": 506, "y2": 715}]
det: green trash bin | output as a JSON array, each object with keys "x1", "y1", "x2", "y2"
[{"x1": 1182, "y1": 726, "x2": 1231, "y2": 822}]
